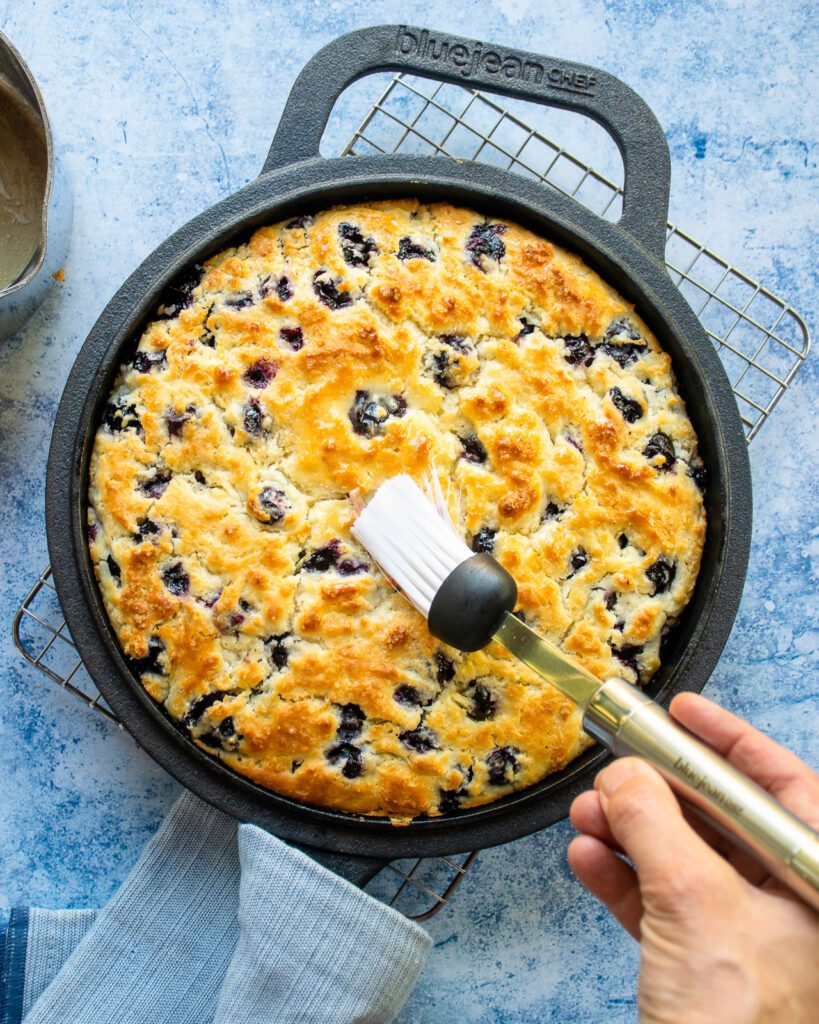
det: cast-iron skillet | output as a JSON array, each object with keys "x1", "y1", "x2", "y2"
[{"x1": 46, "y1": 25, "x2": 752, "y2": 886}]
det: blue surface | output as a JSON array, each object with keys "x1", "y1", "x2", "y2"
[{"x1": 1, "y1": 2, "x2": 816, "y2": 1021}]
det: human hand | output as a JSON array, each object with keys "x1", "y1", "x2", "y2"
[{"x1": 568, "y1": 692, "x2": 819, "y2": 1024}]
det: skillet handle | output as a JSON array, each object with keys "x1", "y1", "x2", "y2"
[
  {"x1": 262, "y1": 24, "x2": 671, "y2": 260},
  {"x1": 293, "y1": 843, "x2": 389, "y2": 888}
]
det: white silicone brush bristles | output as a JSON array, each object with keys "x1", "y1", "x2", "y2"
[{"x1": 351, "y1": 474, "x2": 472, "y2": 618}]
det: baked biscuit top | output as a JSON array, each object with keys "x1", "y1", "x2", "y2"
[{"x1": 88, "y1": 200, "x2": 706, "y2": 819}]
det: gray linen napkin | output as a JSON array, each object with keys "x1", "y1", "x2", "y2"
[{"x1": 1, "y1": 792, "x2": 430, "y2": 1024}]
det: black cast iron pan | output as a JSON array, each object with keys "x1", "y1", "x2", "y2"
[{"x1": 45, "y1": 26, "x2": 752, "y2": 887}]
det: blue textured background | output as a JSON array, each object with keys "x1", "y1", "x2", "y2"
[{"x1": 1, "y1": 2, "x2": 816, "y2": 1020}]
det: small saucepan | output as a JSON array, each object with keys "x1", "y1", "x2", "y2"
[{"x1": 0, "y1": 30, "x2": 71, "y2": 339}]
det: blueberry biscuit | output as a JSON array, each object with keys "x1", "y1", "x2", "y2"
[{"x1": 88, "y1": 200, "x2": 706, "y2": 819}]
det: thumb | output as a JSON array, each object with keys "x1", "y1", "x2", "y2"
[{"x1": 597, "y1": 758, "x2": 736, "y2": 909}]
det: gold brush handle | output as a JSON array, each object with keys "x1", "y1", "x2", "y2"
[
  {"x1": 492, "y1": 613, "x2": 819, "y2": 911},
  {"x1": 584, "y1": 678, "x2": 819, "y2": 912}
]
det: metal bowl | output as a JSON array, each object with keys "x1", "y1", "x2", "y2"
[{"x1": 0, "y1": 30, "x2": 71, "y2": 339}]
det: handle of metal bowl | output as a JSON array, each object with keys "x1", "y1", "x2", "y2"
[{"x1": 261, "y1": 24, "x2": 671, "y2": 260}]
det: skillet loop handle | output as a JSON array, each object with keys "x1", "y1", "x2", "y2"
[
  {"x1": 262, "y1": 24, "x2": 671, "y2": 260},
  {"x1": 292, "y1": 844, "x2": 389, "y2": 888}
]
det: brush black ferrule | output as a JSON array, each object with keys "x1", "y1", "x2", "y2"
[{"x1": 427, "y1": 553, "x2": 518, "y2": 652}]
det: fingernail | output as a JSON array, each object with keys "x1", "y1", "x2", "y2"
[{"x1": 597, "y1": 758, "x2": 643, "y2": 801}]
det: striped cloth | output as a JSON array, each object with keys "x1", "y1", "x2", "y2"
[{"x1": 0, "y1": 793, "x2": 430, "y2": 1024}]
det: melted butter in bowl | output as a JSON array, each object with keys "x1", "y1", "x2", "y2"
[{"x1": 0, "y1": 77, "x2": 47, "y2": 290}]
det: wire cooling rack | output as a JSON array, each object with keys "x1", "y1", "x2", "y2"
[{"x1": 12, "y1": 72, "x2": 810, "y2": 920}]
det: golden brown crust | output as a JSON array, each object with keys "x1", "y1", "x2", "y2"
[{"x1": 88, "y1": 200, "x2": 706, "y2": 818}]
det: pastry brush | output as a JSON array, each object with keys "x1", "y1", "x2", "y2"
[{"x1": 351, "y1": 474, "x2": 819, "y2": 910}]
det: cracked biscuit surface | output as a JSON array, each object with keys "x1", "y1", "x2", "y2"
[{"x1": 88, "y1": 200, "x2": 706, "y2": 819}]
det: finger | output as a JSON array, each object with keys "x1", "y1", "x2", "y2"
[
  {"x1": 573, "y1": 774, "x2": 767, "y2": 884},
  {"x1": 670, "y1": 693, "x2": 819, "y2": 826},
  {"x1": 570, "y1": 790, "x2": 622, "y2": 850},
  {"x1": 567, "y1": 835, "x2": 642, "y2": 939},
  {"x1": 596, "y1": 757, "x2": 739, "y2": 913},
  {"x1": 572, "y1": 773, "x2": 769, "y2": 883},
  {"x1": 680, "y1": 804, "x2": 769, "y2": 886}
]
